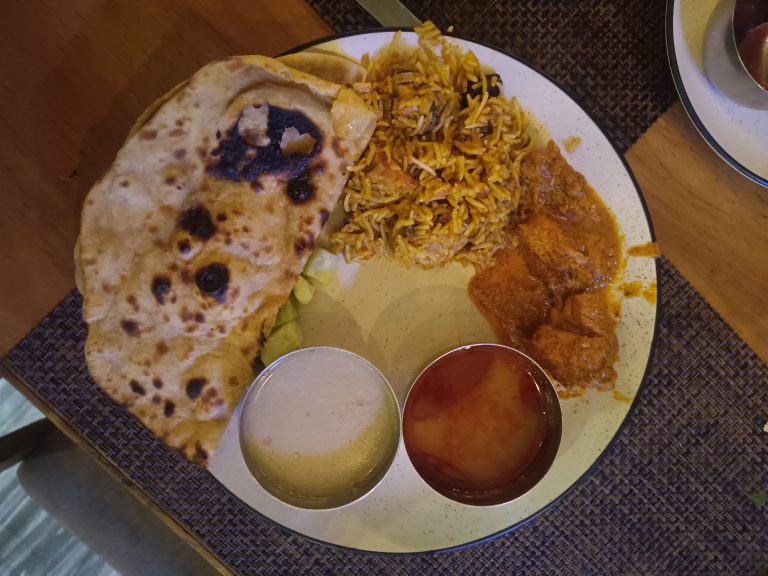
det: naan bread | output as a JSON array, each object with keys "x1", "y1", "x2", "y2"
[
  {"x1": 277, "y1": 51, "x2": 366, "y2": 85},
  {"x1": 78, "y1": 55, "x2": 377, "y2": 466}
]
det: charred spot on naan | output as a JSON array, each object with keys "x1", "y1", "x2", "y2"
[
  {"x1": 129, "y1": 380, "x2": 146, "y2": 395},
  {"x1": 179, "y1": 307, "x2": 195, "y2": 323},
  {"x1": 194, "y1": 262, "x2": 229, "y2": 302},
  {"x1": 294, "y1": 237, "x2": 312, "y2": 256},
  {"x1": 208, "y1": 104, "x2": 323, "y2": 204},
  {"x1": 193, "y1": 442, "x2": 209, "y2": 466},
  {"x1": 331, "y1": 136, "x2": 346, "y2": 157},
  {"x1": 178, "y1": 203, "x2": 216, "y2": 240},
  {"x1": 126, "y1": 295, "x2": 140, "y2": 312},
  {"x1": 185, "y1": 377, "x2": 207, "y2": 400},
  {"x1": 180, "y1": 267, "x2": 194, "y2": 284},
  {"x1": 286, "y1": 170, "x2": 313, "y2": 203},
  {"x1": 139, "y1": 129, "x2": 158, "y2": 141},
  {"x1": 151, "y1": 275, "x2": 172, "y2": 304},
  {"x1": 121, "y1": 319, "x2": 140, "y2": 336}
]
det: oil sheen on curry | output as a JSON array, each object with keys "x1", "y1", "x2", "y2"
[{"x1": 469, "y1": 141, "x2": 622, "y2": 392}]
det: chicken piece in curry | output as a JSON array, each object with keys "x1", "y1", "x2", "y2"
[{"x1": 469, "y1": 141, "x2": 621, "y2": 391}]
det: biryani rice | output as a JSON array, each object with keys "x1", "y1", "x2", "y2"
[{"x1": 330, "y1": 22, "x2": 534, "y2": 269}]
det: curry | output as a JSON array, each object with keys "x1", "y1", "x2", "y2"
[{"x1": 469, "y1": 141, "x2": 622, "y2": 391}]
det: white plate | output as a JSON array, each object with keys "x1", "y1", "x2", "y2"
[
  {"x1": 209, "y1": 31, "x2": 658, "y2": 553},
  {"x1": 667, "y1": 0, "x2": 768, "y2": 187}
]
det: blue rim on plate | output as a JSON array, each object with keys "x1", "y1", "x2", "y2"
[
  {"x1": 665, "y1": 0, "x2": 768, "y2": 188},
  {"x1": 211, "y1": 27, "x2": 662, "y2": 555}
]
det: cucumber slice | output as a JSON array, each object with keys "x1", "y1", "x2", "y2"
[
  {"x1": 261, "y1": 321, "x2": 302, "y2": 366},
  {"x1": 274, "y1": 296, "x2": 298, "y2": 327},
  {"x1": 303, "y1": 247, "x2": 338, "y2": 285},
  {"x1": 292, "y1": 275, "x2": 315, "y2": 304}
]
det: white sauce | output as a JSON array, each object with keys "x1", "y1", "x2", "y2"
[{"x1": 241, "y1": 348, "x2": 398, "y2": 506}]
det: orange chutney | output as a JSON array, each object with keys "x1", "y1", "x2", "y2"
[{"x1": 403, "y1": 345, "x2": 551, "y2": 505}]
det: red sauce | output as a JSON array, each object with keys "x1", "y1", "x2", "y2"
[{"x1": 403, "y1": 345, "x2": 552, "y2": 505}]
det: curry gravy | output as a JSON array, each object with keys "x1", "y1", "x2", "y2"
[
  {"x1": 469, "y1": 141, "x2": 622, "y2": 391},
  {"x1": 403, "y1": 345, "x2": 550, "y2": 505}
]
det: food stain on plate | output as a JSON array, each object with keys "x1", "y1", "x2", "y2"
[
  {"x1": 628, "y1": 241, "x2": 662, "y2": 258},
  {"x1": 619, "y1": 279, "x2": 657, "y2": 304},
  {"x1": 612, "y1": 390, "x2": 633, "y2": 403}
]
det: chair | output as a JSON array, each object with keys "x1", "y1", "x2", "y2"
[{"x1": 0, "y1": 409, "x2": 219, "y2": 575}]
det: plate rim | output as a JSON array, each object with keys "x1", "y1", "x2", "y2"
[
  {"x1": 665, "y1": 0, "x2": 768, "y2": 188},
  {"x1": 221, "y1": 26, "x2": 661, "y2": 555}
]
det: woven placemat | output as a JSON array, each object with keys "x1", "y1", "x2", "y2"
[
  {"x1": 305, "y1": 0, "x2": 676, "y2": 152},
  {"x1": 4, "y1": 257, "x2": 767, "y2": 575}
]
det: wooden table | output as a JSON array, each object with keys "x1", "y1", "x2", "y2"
[{"x1": 1, "y1": 0, "x2": 766, "y2": 571}]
